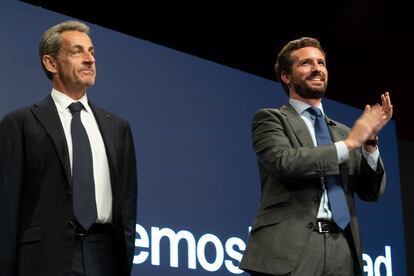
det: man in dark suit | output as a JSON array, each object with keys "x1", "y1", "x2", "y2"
[
  {"x1": 239, "y1": 37, "x2": 393, "y2": 276},
  {"x1": 0, "y1": 21, "x2": 137, "y2": 276}
]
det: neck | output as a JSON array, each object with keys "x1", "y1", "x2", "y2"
[
  {"x1": 290, "y1": 91, "x2": 322, "y2": 107},
  {"x1": 53, "y1": 84, "x2": 86, "y2": 101}
]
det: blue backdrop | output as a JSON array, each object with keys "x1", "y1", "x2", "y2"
[{"x1": 1, "y1": 1, "x2": 406, "y2": 275}]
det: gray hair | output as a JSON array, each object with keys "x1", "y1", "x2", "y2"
[{"x1": 39, "y1": 20, "x2": 90, "y2": 80}]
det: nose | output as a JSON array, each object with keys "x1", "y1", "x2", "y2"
[
  {"x1": 311, "y1": 59, "x2": 326, "y2": 72},
  {"x1": 83, "y1": 51, "x2": 95, "y2": 64},
  {"x1": 311, "y1": 62, "x2": 322, "y2": 71}
]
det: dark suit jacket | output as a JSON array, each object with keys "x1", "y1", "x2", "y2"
[
  {"x1": 0, "y1": 95, "x2": 137, "y2": 276},
  {"x1": 239, "y1": 104, "x2": 385, "y2": 275}
]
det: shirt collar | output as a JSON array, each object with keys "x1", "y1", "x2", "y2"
[
  {"x1": 51, "y1": 88, "x2": 92, "y2": 114},
  {"x1": 289, "y1": 98, "x2": 325, "y2": 117}
]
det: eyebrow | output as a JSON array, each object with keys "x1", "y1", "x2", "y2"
[
  {"x1": 298, "y1": 57, "x2": 325, "y2": 62},
  {"x1": 71, "y1": 44, "x2": 94, "y2": 51}
]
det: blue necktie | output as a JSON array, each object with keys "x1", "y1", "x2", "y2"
[
  {"x1": 69, "y1": 102, "x2": 97, "y2": 231},
  {"x1": 308, "y1": 107, "x2": 350, "y2": 229}
]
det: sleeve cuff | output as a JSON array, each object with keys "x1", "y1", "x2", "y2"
[
  {"x1": 335, "y1": 141, "x2": 349, "y2": 164},
  {"x1": 362, "y1": 147, "x2": 380, "y2": 171}
]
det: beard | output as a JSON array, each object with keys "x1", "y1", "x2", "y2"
[{"x1": 292, "y1": 75, "x2": 327, "y2": 100}]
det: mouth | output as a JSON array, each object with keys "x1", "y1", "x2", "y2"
[
  {"x1": 80, "y1": 69, "x2": 95, "y2": 75},
  {"x1": 307, "y1": 75, "x2": 325, "y2": 85}
]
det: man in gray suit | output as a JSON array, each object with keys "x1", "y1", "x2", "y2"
[{"x1": 239, "y1": 37, "x2": 393, "y2": 276}]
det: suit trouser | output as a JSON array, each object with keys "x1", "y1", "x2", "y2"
[
  {"x1": 250, "y1": 230, "x2": 355, "y2": 276},
  {"x1": 71, "y1": 224, "x2": 121, "y2": 276}
]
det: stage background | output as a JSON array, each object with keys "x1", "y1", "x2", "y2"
[{"x1": 0, "y1": 0, "x2": 406, "y2": 275}]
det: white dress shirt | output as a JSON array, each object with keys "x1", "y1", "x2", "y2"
[
  {"x1": 51, "y1": 89, "x2": 112, "y2": 223},
  {"x1": 289, "y1": 98, "x2": 379, "y2": 220}
]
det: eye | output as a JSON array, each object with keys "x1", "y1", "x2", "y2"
[{"x1": 70, "y1": 49, "x2": 82, "y2": 57}]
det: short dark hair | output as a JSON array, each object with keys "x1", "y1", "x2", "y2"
[
  {"x1": 274, "y1": 37, "x2": 325, "y2": 95},
  {"x1": 39, "y1": 20, "x2": 90, "y2": 80}
]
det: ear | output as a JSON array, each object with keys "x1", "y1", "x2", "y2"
[
  {"x1": 42, "y1": 55, "x2": 58, "y2": 75},
  {"x1": 280, "y1": 71, "x2": 290, "y2": 85}
]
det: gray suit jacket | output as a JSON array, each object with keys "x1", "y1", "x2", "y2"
[{"x1": 239, "y1": 103, "x2": 385, "y2": 275}]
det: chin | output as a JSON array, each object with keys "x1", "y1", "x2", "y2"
[
  {"x1": 308, "y1": 93, "x2": 325, "y2": 100},
  {"x1": 83, "y1": 78, "x2": 96, "y2": 87},
  {"x1": 296, "y1": 88, "x2": 325, "y2": 100}
]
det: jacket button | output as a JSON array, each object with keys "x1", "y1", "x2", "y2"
[
  {"x1": 67, "y1": 189, "x2": 72, "y2": 195},
  {"x1": 68, "y1": 220, "x2": 75, "y2": 227},
  {"x1": 307, "y1": 222, "x2": 314, "y2": 229}
]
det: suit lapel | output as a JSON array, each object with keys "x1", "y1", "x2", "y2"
[
  {"x1": 326, "y1": 115, "x2": 348, "y2": 142},
  {"x1": 31, "y1": 96, "x2": 72, "y2": 186},
  {"x1": 281, "y1": 103, "x2": 348, "y2": 145},
  {"x1": 280, "y1": 103, "x2": 314, "y2": 147}
]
